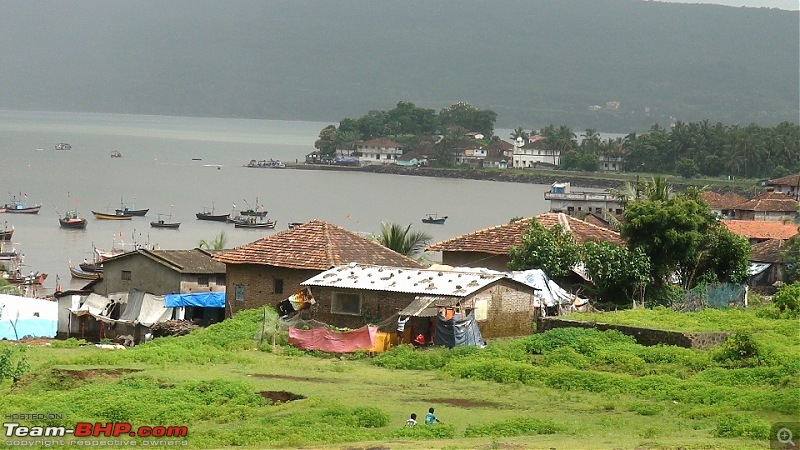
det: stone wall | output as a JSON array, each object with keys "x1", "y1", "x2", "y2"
[{"x1": 537, "y1": 317, "x2": 730, "y2": 350}]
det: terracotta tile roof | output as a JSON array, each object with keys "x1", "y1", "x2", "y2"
[
  {"x1": 769, "y1": 172, "x2": 800, "y2": 187},
  {"x1": 426, "y1": 212, "x2": 623, "y2": 254},
  {"x1": 722, "y1": 220, "x2": 799, "y2": 240},
  {"x1": 358, "y1": 138, "x2": 402, "y2": 148},
  {"x1": 749, "y1": 239, "x2": 787, "y2": 263},
  {"x1": 213, "y1": 219, "x2": 423, "y2": 270},
  {"x1": 583, "y1": 213, "x2": 615, "y2": 230},
  {"x1": 735, "y1": 192, "x2": 798, "y2": 212},
  {"x1": 702, "y1": 191, "x2": 748, "y2": 210}
]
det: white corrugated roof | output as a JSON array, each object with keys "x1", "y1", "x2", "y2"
[{"x1": 301, "y1": 263, "x2": 507, "y2": 296}]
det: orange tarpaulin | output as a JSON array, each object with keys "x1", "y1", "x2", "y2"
[{"x1": 288, "y1": 326, "x2": 377, "y2": 353}]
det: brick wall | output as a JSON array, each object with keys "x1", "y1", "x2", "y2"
[
  {"x1": 537, "y1": 317, "x2": 730, "y2": 349},
  {"x1": 225, "y1": 264, "x2": 319, "y2": 315},
  {"x1": 441, "y1": 251, "x2": 510, "y2": 272}
]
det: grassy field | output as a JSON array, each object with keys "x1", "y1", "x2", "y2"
[{"x1": 0, "y1": 305, "x2": 797, "y2": 450}]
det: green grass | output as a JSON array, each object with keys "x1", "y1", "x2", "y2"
[{"x1": 0, "y1": 306, "x2": 796, "y2": 449}]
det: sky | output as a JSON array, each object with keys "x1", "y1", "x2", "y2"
[{"x1": 658, "y1": 0, "x2": 799, "y2": 9}]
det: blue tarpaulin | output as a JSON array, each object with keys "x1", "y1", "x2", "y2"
[{"x1": 164, "y1": 292, "x2": 225, "y2": 308}]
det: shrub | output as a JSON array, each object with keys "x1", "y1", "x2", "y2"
[
  {"x1": 713, "y1": 331, "x2": 762, "y2": 366},
  {"x1": 50, "y1": 338, "x2": 87, "y2": 348},
  {"x1": 372, "y1": 344, "x2": 451, "y2": 370},
  {"x1": 714, "y1": 413, "x2": 770, "y2": 439},
  {"x1": 463, "y1": 417, "x2": 563, "y2": 437},
  {"x1": 540, "y1": 347, "x2": 590, "y2": 369},
  {"x1": 389, "y1": 423, "x2": 455, "y2": 439},
  {"x1": 772, "y1": 281, "x2": 800, "y2": 318},
  {"x1": 627, "y1": 402, "x2": 663, "y2": 416},
  {"x1": 352, "y1": 407, "x2": 390, "y2": 428}
]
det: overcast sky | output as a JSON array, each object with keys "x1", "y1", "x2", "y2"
[{"x1": 658, "y1": 0, "x2": 799, "y2": 9}]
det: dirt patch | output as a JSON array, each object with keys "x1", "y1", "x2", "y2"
[
  {"x1": 17, "y1": 338, "x2": 54, "y2": 346},
  {"x1": 428, "y1": 398, "x2": 502, "y2": 408},
  {"x1": 251, "y1": 373, "x2": 331, "y2": 383},
  {"x1": 475, "y1": 444, "x2": 526, "y2": 450},
  {"x1": 259, "y1": 390, "x2": 306, "y2": 403},
  {"x1": 52, "y1": 368, "x2": 142, "y2": 381}
]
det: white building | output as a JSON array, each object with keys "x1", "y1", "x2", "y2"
[
  {"x1": 355, "y1": 138, "x2": 403, "y2": 166},
  {"x1": 512, "y1": 135, "x2": 560, "y2": 167}
]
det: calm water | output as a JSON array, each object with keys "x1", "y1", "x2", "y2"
[{"x1": 0, "y1": 110, "x2": 554, "y2": 294}]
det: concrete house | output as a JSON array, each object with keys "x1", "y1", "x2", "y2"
[
  {"x1": 513, "y1": 135, "x2": 560, "y2": 168},
  {"x1": 733, "y1": 192, "x2": 798, "y2": 222},
  {"x1": 301, "y1": 263, "x2": 538, "y2": 340},
  {"x1": 701, "y1": 191, "x2": 748, "y2": 220},
  {"x1": 356, "y1": 138, "x2": 403, "y2": 166},
  {"x1": 767, "y1": 173, "x2": 800, "y2": 200},
  {"x1": 426, "y1": 212, "x2": 623, "y2": 272},
  {"x1": 748, "y1": 239, "x2": 792, "y2": 287},
  {"x1": 722, "y1": 220, "x2": 798, "y2": 245},
  {"x1": 214, "y1": 220, "x2": 423, "y2": 315}
]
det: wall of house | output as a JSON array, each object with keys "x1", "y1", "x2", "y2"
[
  {"x1": 226, "y1": 264, "x2": 319, "y2": 315},
  {"x1": 99, "y1": 256, "x2": 183, "y2": 296},
  {"x1": 440, "y1": 251, "x2": 510, "y2": 272},
  {"x1": 308, "y1": 279, "x2": 536, "y2": 339}
]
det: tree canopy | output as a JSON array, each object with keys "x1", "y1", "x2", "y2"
[{"x1": 508, "y1": 218, "x2": 580, "y2": 278}]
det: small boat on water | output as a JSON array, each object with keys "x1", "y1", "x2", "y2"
[
  {"x1": 288, "y1": 222, "x2": 303, "y2": 230},
  {"x1": 4, "y1": 271, "x2": 48, "y2": 286},
  {"x1": 151, "y1": 220, "x2": 181, "y2": 229},
  {"x1": 115, "y1": 198, "x2": 148, "y2": 216},
  {"x1": 70, "y1": 264, "x2": 101, "y2": 280},
  {"x1": 92, "y1": 211, "x2": 133, "y2": 220},
  {"x1": 2, "y1": 194, "x2": 42, "y2": 214},
  {"x1": 247, "y1": 159, "x2": 286, "y2": 168},
  {"x1": 234, "y1": 218, "x2": 277, "y2": 229},
  {"x1": 196, "y1": 206, "x2": 229, "y2": 222},
  {"x1": 55, "y1": 143, "x2": 72, "y2": 151},
  {"x1": 422, "y1": 214, "x2": 448, "y2": 225},
  {"x1": 110, "y1": 150, "x2": 122, "y2": 158},
  {"x1": 59, "y1": 209, "x2": 88, "y2": 229},
  {"x1": 79, "y1": 260, "x2": 103, "y2": 273},
  {"x1": 0, "y1": 226, "x2": 12, "y2": 241}
]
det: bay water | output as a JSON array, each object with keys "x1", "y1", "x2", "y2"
[{"x1": 0, "y1": 110, "x2": 554, "y2": 294}]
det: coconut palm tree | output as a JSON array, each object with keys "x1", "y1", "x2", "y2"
[
  {"x1": 510, "y1": 127, "x2": 529, "y2": 142},
  {"x1": 372, "y1": 222, "x2": 432, "y2": 259},
  {"x1": 198, "y1": 230, "x2": 228, "y2": 250}
]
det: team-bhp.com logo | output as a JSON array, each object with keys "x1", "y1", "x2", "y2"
[{"x1": 4, "y1": 422, "x2": 188, "y2": 438}]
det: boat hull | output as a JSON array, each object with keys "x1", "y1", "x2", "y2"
[
  {"x1": 234, "y1": 220, "x2": 276, "y2": 229},
  {"x1": 0, "y1": 230, "x2": 13, "y2": 241},
  {"x1": 116, "y1": 208, "x2": 149, "y2": 216},
  {"x1": 92, "y1": 211, "x2": 133, "y2": 220},
  {"x1": 70, "y1": 265, "x2": 101, "y2": 280},
  {"x1": 59, "y1": 218, "x2": 88, "y2": 229},
  {"x1": 196, "y1": 213, "x2": 230, "y2": 222},
  {"x1": 150, "y1": 221, "x2": 181, "y2": 229},
  {"x1": 422, "y1": 216, "x2": 448, "y2": 224},
  {"x1": 3, "y1": 205, "x2": 41, "y2": 214}
]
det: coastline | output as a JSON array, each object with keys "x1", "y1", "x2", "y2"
[{"x1": 275, "y1": 163, "x2": 627, "y2": 190}]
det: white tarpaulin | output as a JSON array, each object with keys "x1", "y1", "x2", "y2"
[
  {"x1": 72, "y1": 292, "x2": 171, "y2": 326},
  {"x1": 748, "y1": 263, "x2": 771, "y2": 276},
  {"x1": 511, "y1": 269, "x2": 589, "y2": 308},
  {"x1": 0, "y1": 294, "x2": 57, "y2": 340}
]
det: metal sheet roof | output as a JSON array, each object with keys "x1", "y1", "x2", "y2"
[
  {"x1": 399, "y1": 295, "x2": 460, "y2": 317},
  {"x1": 302, "y1": 263, "x2": 506, "y2": 296}
]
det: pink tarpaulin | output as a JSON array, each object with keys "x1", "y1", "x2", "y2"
[{"x1": 288, "y1": 326, "x2": 377, "y2": 353}]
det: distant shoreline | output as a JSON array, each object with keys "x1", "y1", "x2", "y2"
[{"x1": 273, "y1": 163, "x2": 625, "y2": 190}]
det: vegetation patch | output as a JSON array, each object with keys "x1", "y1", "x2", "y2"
[{"x1": 259, "y1": 390, "x2": 306, "y2": 404}]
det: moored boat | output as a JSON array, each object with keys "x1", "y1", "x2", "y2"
[
  {"x1": 421, "y1": 214, "x2": 448, "y2": 224},
  {"x1": 55, "y1": 143, "x2": 72, "y2": 150},
  {"x1": 234, "y1": 218, "x2": 276, "y2": 229},
  {"x1": 111, "y1": 150, "x2": 122, "y2": 158},
  {"x1": 92, "y1": 211, "x2": 133, "y2": 220},
  {"x1": 69, "y1": 264, "x2": 101, "y2": 280},
  {"x1": 196, "y1": 206, "x2": 229, "y2": 222},
  {"x1": 0, "y1": 226, "x2": 13, "y2": 241},
  {"x1": 115, "y1": 207, "x2": 149, "y2": 216},
  {"x1": 151, "y1": 219, "x2": 181, "y2": 229},
  {"x1": 2, "y1": 194, "x2": 42, "y2": 214},
  {"x1": 59, "y1": 209, "x2": 88, "y2": 229}
]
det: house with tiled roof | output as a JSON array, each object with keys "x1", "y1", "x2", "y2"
[
  {"x1": 93, "y1": 248, "x2": 228, "y2": 324},
  {"x1": 748, "y1": 239, "x2": 792, "y2": 286},
  {"x1": 425, "y1": 212, "x2": 623, "y2": 271},
  {"x1": 301, "y1": 263, "x2": 537, "y2": 340},
  {"x1": 722, "y1": 220, "x2": 799, "y2": 244},
  {"x1": 513, "y1": 135, "x2": 560, "y2": 168},
  {"x1": 214, "y1": 220, "x2": 424, "y2": 314},
  {"x1": 701, "y1": 191, "x2": 747, "y2": 219},
  {"x1": 767, "y1": 172, "x2": 800, "y2": 200},
  {"x1": 355, "y1": 138, "x2": 403, "y2": 166},
  {"x1": 733, "y1": 192, "x2": 798, "y2": 221}
]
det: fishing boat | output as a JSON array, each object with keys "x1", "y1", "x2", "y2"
[
  {"x1": 288, "y1": 222, "x2": 303, "y2": 230},
  {"x1": 69, "y1": 264, "x2": 101, "y2": 280},
  {"x1": 55, "y1": 143, "x2": 72, "y2": 151},
  {"x1": 0, "y1": 224, "x2": 12, "y2": 241},
  {"x1": 234, "y1": 218, "x2": 276, "y2": 229},
  {"x1": 79, "y1": 259, "x2": 103, "y2": 273},
  {"x1": 115, "y1": 198, "x2": 148, "y2": 216},
  {"x1": 421, "y1": 214, "x2": 448, "y2": 224},
  {"x1": 239, "y1": 197, "x2": 268, "y2": 217},
  {"x1": 2, "y1": 194, "x2": 42, "y2": 214},
  {"x1": 196, "y1": 206, "x2": 229, "y2": 222},
  {"x1": 110, "y1": 150, "x2": 122, "y2": 158},
  {"x1": 6, "y1": 271, "x2": 48, "y2": 285},
  {"x1": 150, "y1": 213, "x2": 180, "y2": 229},
  {"x1": 59, "y1": 209, "x2": 88, "y2": 229},
  {"x1": 92, "y1": 210, "x2": 133, "y2": 220}
]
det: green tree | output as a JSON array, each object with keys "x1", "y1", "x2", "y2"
[
  {"x1": 198, "y1": 231, "x2": 228, "y2": 251},
  {"x1": 438, "y1": 102, "x2": 497, "y2": 137},
  {"x1": 372, "y1": 222, "x2": 432, "y2": 259},
  {"x1": 510, "y1": 127, "x2": 529, "y2": 141},
  {"x1": 581, "y1": 241, "x2": 651, "y2": 307},
  {"x1": 314, "y1": 125, "x2": 338, "y2": 160},
  {"x1": 781, "y1": 203, "x2": 800, "y2": 281},
  {"x1": 508, "y1": 218, "x2": 580, "y2": 278},
  {"x1": 622, "y1": 192, "x2": 748, "y2": 291}
]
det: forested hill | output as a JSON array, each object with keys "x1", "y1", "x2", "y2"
[{"x1": 0, "y1": 0, "x2": 796, "y2": 132}]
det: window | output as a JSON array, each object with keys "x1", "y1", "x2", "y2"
[
  {"x1": 198, "y1": 276, "x2": 209, "y2": 286},
  {"x1": 121, "y1": 270, "x2": 131, "y2": 281},
  {"x1": 235, "y1": 285, "x2": 245, "y2": 302},
  {"x1": 274, "y1": 278, "x2": 284, "y2": 295},
  {"x1": 331, "y1": 292, "x2": 361, "y2": 315}
]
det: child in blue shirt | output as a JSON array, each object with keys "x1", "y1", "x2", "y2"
[{"x1": 425, "y1": 407, "x2": 441, "y2": 425}]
